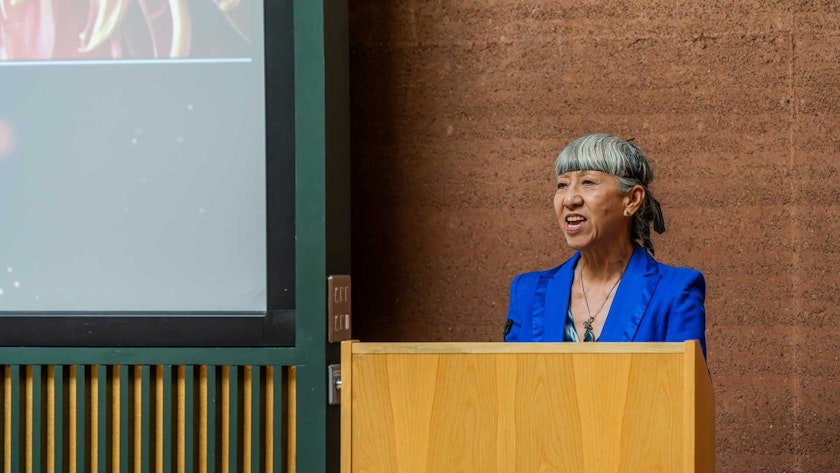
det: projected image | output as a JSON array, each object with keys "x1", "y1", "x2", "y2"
[
  {"x1": 0, "y1": 2, "x2": 268, "y2": 313},
  {"x1": 0, "y1": 0, "x2": 253, "y2": 61}
]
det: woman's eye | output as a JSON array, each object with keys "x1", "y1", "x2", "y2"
[
  {"x1": 582, "y1": 180, "x2": 595, "y2": 186},
  {"x1": 557, "y1": 182, "x2": 568, "y2": 189}
]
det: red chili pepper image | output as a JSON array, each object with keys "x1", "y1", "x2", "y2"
[{"x1": 0, "y1": 0, "x2": 252, "y2": 60}]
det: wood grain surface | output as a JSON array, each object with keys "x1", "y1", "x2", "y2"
[{"x1": 343, "y1": 341, "x2": 713, "y2": 473}]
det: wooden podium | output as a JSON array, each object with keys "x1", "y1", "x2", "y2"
[{"x1": 341, "y1": 341, "x2": 714, "y2": 473}]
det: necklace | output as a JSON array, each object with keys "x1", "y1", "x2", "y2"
[{"x1": 578, "y1": 265, "x2": 624, "y2": 342}]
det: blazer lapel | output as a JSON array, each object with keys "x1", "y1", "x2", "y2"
[
  {"x1": 540, "y1": 252, "x2": 579, "y2": 342},
  {"x1": 599, "y1": 245, "x2": 661, "y2": 342}
]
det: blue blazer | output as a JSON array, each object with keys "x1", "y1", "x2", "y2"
[{"x1": 505, "y1": 244, "x2": 706, "y2": 356}]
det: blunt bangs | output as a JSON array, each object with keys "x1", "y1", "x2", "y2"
[{"x1": 553, "y1": 133, "x2": 650, "y2": 185}]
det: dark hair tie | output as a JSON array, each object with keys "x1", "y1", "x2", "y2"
[{"x1": 650, "y1": 194, "x2": 665, "y2": 234}]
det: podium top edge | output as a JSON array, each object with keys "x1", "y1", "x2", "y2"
[{"x1": 349, "y1": 341, "x2": 696, "y2": 355}]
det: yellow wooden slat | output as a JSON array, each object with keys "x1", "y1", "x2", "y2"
[
  {"x1": 265, "y1": 366, "x2": 274, "y2": 473},
  {"x1": 90, "y1": 366, "x2": 97, "y2": 473},
  {"x1": 68, "y1": 366, "x2": 77, "y2": 473},
  {"x1": 47, "y1": 366, "x2": 55, "y2": 473},
  {"x1": 199, "y1": 366, "x2": 208, "y2": 473},
  {"x1": 221, "y1": 366, "x2": 230, "y2": 473},
  {"x1": 112, "y1": 366, "x2": 121, "y2": 473},
  {"x1": 134, "y1": 366, "x2": 142, "y2": 473},
  {"x1": 4, "y1": 366, "x2": 10, "y2": 473},
  {"x1": 287, "y1": 366, "x2": 296, "y2": 473},
  {"x1": 177, "y1": 365, "x2": 186, "y2": 473},
  {"x1": 243, "y1": 366, "x2": 252, "y2": 473},
  {"x1": 25, "y1": 365, "x2": 31, "y2": 473},
  {"x1": 155, "y1": 366, "x2": 164, "y2": 473}
]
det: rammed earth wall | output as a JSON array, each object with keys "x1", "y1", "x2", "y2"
[{"x1": 348, "y1": 2, "x2": 840, "y2": 471}]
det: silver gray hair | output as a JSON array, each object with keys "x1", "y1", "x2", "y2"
[{"x1": 554, "y1": 133, "x2": 665, "y2": 255}]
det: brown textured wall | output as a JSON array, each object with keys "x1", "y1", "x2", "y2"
[{"x1": 348, "y1": 1, "x2": 839, "y2": 471}]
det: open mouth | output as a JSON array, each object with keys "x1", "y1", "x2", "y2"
[{"x1": 565, "y1": 215, "x2": 587, "y2": 231}]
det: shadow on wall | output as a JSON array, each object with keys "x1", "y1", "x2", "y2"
[{"x1": 349, "y1": 2, "x2": 402, "y2": 341}]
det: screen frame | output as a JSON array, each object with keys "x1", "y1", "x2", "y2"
[{"x1": 0, "y1": 1, "x2": 296, "y2": 347}]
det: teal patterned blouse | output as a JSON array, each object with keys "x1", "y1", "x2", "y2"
[{"x1": 564, "y1": 308, "x2": 580, "y2": 342}]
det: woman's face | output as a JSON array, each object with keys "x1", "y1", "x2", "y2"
[{"x1": 553, "y1": 170, "x2": 633, "y2": 252}]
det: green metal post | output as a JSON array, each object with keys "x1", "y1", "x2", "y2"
[
  {"x1": 294, "y1": 1, "x2": 349, "y2": 472},
  {"x1": 294, "y1": 0, "x2": 328, "y2": 471}
]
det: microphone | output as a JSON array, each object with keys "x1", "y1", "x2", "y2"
[{"x1": 502, "y1": 319, "x2": 513, "y2": 341}]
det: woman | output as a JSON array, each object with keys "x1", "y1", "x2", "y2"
[{"x1": 503, "y1": 133, "x2": 706, "y2": 356}]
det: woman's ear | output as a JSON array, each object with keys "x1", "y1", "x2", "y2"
[{"x1": 624, "y1": 185, "x2": 645, "y2": 216}]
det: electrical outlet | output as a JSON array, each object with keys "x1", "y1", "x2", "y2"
[{"x1": 328, "y1": 275, "x2": 351, "y2": 343}]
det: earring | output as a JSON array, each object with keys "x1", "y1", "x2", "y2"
[{"x1": 625, "y1": 210, "x2": 631, "y2": 216}]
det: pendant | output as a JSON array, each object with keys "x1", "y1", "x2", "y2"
[{"x1": 583, "y1": 319, "x2": 595, "y2": 342}]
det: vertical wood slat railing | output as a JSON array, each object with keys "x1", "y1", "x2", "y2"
[{"x1": 0, "y1": 364, "x2": 287, "y2": 473}]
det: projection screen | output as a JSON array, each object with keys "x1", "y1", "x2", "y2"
[{"x1": 0, "y1": 1, "x2": 294, "y2": 345}]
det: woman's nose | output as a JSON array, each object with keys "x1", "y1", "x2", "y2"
[{"x1": 564, "y1": 190, "x2": 582, "y2": 207}]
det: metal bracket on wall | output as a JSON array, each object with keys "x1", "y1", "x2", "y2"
[
  {"x1": 328, "y1": 275, "x2": 352, "y2": 343},
  {"x1": 327, "y1": 363, "x2": 342, "y2": 405}
]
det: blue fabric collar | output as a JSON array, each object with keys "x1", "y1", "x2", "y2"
[{"x1": 535, "y1": 244, "x2": 661, "y2": 342}]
